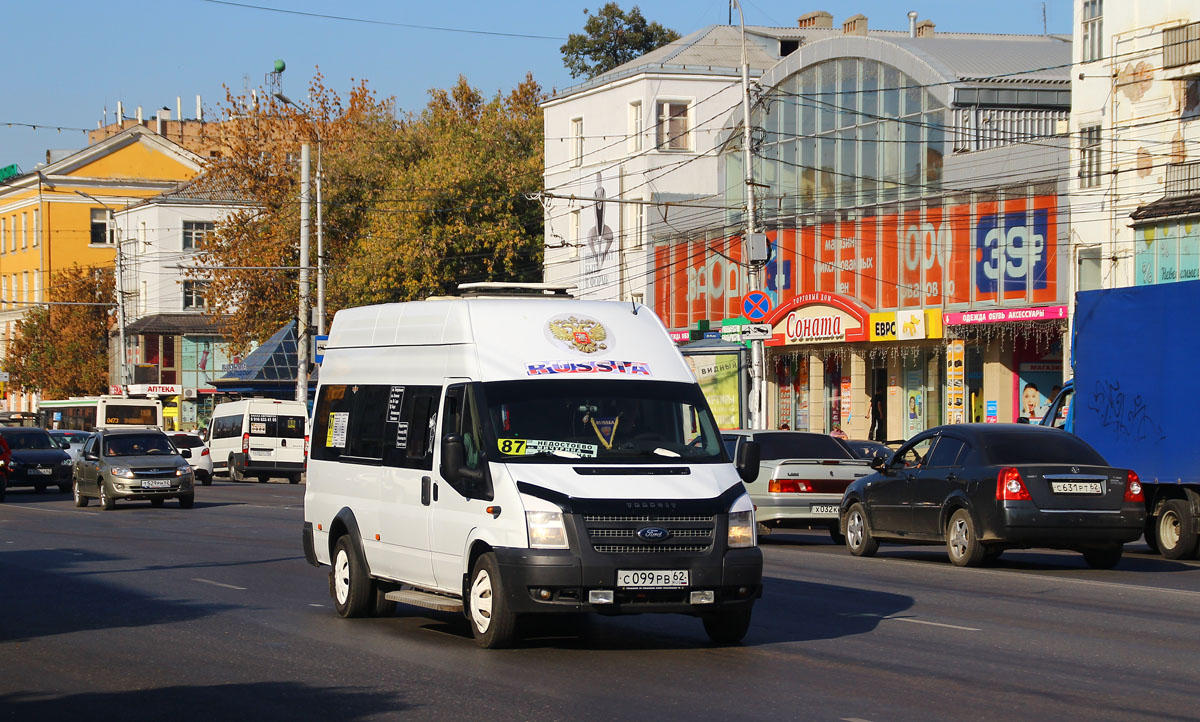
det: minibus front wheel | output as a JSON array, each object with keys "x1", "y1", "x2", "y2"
[{"x1": 467, "y1": 553, "x2": 518, "y2": 649}]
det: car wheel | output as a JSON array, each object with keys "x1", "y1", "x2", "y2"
[
  {"x1": 468, "y1": 552, "x2": 518, "y2": 648},
  {"x1": 946, "y1": 508, "x2": 985, "y2": 567},
  {"x1": 34, "y1": 484, "x2": 46, "y2": 494},
  {"x1": 199, "y1": 471, "x2": 212, "y2": 487},
  {"x1": 178, "y1": 493, "x2": 195, "y2": 509},
  {"x1": 228, "y1": 456, "x2": 243, "y2": 483},
  {"x1": 331, "y1": 535, "x2": 371, "y2": 618},
  {"x1": 702, "y1": 606, "x2": 754, "y2": 645},
  {"x1": 0, "y1": 477, "x2": 5, "y2": 503},
  {"x1": 288, "y1": 474, "x2": 301, "y2": 485},
  {"x1": 828, "y1": 523, "x2": 846, "y2": 545},
  {"x1": 73, "y1": 479, "x2": 88, "y2": 508},
  {"x1": 1144, "y1": 515, "x2": 1160, "y2": 555},
  {"x1": 844, "y1": 503, "x2": 878, "y2": 557},
  {"x1": 57, "y1": 482, "x2": 70, "y2": 494},
  {"x1": 982, "y1": 546, "x2": 1004, "y2": 565},
  {"x1": 150, "y1": 497, "x2": 165, "y2": 508},
  {"x1": 1082, "y1": 544, "x2": 1123, "y2": 569},
  {"x1": 98, "y1": 481, "x2": 115, "y2": 511},
  {"x1": 257, "y1": 476, "x2": 269, "y2": 484},
  {"x1": 1157, "y1": 499, "x2": 1199, "y2": 560}
]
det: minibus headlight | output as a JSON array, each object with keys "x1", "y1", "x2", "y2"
[
  {"x1": 728, "y1": 510, "x2": 755, "y2": 548},
  {"x1": 526, "y1": 511, "x2": 569, "y2": 549}
]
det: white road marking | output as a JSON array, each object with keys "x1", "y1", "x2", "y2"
[
  {"x1": 839, "y1": 612, "x2": 980, "y2": 631},
  {"x1": 883, "y1": 616, "x2": 980, "y2": 631},
  {"x1": 308, "y1": 603, "x2": 324, "y2": 607},
  {"x1": 193, "y1": 578, "x2": 247, "y2": 590},
  {"x1": 0, "y1": 505, "x2": 71, "y2": 513},
  {"x1": 842, "y1": 718, "x2": 874, "y2": 722}
]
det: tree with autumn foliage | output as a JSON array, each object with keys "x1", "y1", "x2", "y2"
[
  {"x1": 338, "y1": 74, "x2": 545, "y2": 305},
  {"x1": 196, "y1": 71, "x2": 544, "y2": 352},
  {"x1": 4, "y1": 266, "x2": 113, "y2": 397},
  {"x1": 193, "y1": 72, "x2": 401, "y2": 350}
]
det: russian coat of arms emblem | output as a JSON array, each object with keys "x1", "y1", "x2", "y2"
[{"x1": 547, "y1": 315, "x2": 609, "y2": 354}]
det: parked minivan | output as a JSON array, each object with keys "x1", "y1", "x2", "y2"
[
  {"x1": 209, "y1": 399, "x2": 308, "y2": 484},
  {"x1": 303, "y1": 287, "x2": 762, "y2": 648}
]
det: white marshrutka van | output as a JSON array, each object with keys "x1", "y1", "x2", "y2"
[
  {"x1": 303, "y1": 289, "x2": 763, "y2": 648},
  {"x1": 209, "y1": 399, "x2": 308, "y2": 483}
]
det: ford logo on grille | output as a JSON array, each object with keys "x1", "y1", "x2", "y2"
[{"x1": 637, "y1": 527, "x2": 670, "y2": 541}]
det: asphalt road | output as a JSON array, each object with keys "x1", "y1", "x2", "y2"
[{"x1": 2, "y1": 480, "x2": 1199, "y2": 721}]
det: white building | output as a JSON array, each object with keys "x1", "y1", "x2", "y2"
[
  {"x1": 542, "y1": 19, "x2": 824, "y2": 303},
  {"x1": 111, "y1": 180, "x2": 248, "y2": 430},
  {"x1": 1070, "y1": 0, "x2": 1200, "y2": 293}
]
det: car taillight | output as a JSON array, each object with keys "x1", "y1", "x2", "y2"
[
  {"x1": 768, "y1": 479, "x2": 812, "y2": 493},
  {"x1": 996, "y1": 467, "x2": 1032, "y2": 501},
  {"x1": 1124, "y1": 470, "x2": 1144, "y2": 502},
  {"x1": 242, "y1": 432, "x2": 249, "y2": 454},
  {"x1": 201, "y1": 447, "x2": 210, "y2": 456},
  {"x1": 304, "y1": 434, "x2": 310, "y2": 457}
]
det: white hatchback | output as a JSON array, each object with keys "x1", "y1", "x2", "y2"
[{"x1": 170, "y1": 432, "x2": 214, "y2": 486}]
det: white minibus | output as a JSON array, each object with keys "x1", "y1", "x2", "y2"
[{"x1": 303, "y1": 287, "x2": 762, "y2": 648}]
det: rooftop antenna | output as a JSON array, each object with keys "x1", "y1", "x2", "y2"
[{"x1": 1042, "y1": 2, "x2": 1047, "y2": 35}]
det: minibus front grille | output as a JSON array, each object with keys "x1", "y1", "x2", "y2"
[
  {"x1": 582, "y1": 515, "x2": 714, "y2": 523},
  {"x1": 588, "y1": 528, "x2": 713, "y2": 539},
  {"x1": 592, "y1": 544, "x2": 711, "y2": 554},
  {"x1": 579, "y1": 511, "x2": 717, "y2": 555}
]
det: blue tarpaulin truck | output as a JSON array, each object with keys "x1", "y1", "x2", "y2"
[{"x1": 1041, "y1": 280, "x2": 1200, "y2": 559}]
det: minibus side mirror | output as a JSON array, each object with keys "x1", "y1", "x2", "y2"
[
  {"x1": 441, "y1": 434, "x2": 465, "y2": 485},
  {"x1": 441, "y1": 433, "x2": 487, "y2": 494},
  {"x1": 735, "y1": 440, "x2": 760, "y2": 484}
]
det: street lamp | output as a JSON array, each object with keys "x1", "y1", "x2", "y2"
[{"x1": 76, "y1": 190, "x2": 130, "y2": 388}]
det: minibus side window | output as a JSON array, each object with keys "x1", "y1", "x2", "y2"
[
  {"x1": 311, "y1": 385, "x2": 390, "y2": 463},
  {"x1": 379, "y1": 385, "x2": 441, "y2": 471}
]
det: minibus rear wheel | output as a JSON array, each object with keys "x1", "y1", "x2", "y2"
[
  {"x1": 331, "y1": 535, "x2": 371, "y2": 618},
  {"x1": 468, "y1": 553, "x2": 517, "y2": 649}
]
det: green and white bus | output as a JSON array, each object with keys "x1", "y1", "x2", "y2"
[{"x1": 38, "y1": 395, "x2": 164, "y2": 431}]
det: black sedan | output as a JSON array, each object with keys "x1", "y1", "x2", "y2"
[
  {"x1": 839, "y1": 424, "x2": 1145, "y2": 569},
  {"x1": 0, "y1": 427, "x2": 73, "y2": 494}
]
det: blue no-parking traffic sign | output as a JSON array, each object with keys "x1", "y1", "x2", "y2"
[{"x1": 742, "y1": 291, "x2": 772, "y2": 322}]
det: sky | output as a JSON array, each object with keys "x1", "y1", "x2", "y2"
[{"x1": 0, "y1": 0, "x2": 1072, "y2": 173}]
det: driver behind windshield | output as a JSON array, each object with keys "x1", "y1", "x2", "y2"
[{"x1": 104, "y1": 435, "x2": 173, "y2": 456}]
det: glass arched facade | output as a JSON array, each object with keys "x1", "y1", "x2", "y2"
[{"x1": 727, "y1": 58, "x2": 946, "y2": 221}]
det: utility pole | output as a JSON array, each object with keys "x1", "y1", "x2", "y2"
[
  {"x1": 733, "y1": 0, "x2": 767, "y2": 429},
  {"x1": 296, "y1": 143, "x2": 311, "y2": 404},
  {"x1": 76, "y1": 190, "x2": 129, "y2": 388}
]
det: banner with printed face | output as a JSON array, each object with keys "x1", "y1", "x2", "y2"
[{"x1": 650, "y1": 191, "x2": 1062, "y2": 329}]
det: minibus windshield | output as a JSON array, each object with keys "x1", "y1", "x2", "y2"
[{"x1": 479, "y1": 379, "x2": 727, "y2": 464}]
